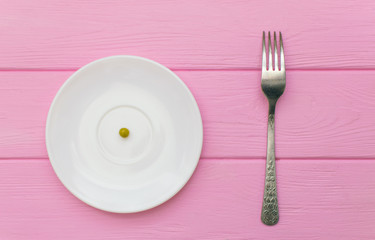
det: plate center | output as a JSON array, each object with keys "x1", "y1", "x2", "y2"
[{"x1": 97, "y1": 106, "x2": 153, "y2": 165}]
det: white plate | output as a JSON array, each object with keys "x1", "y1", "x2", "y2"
[{"x1": 46, "y1": 56, "x2": 203, "y2": 213}]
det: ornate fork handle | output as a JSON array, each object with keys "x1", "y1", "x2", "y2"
[{"x1": 261, "y1": 113, "x2": 279, "y2": 225}]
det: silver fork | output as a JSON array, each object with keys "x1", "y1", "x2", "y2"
[{"x1": 260, "y1": 31, "x2": 285, "y2": 226}]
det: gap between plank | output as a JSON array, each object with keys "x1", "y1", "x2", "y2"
[
  {"x1": 1, "y1": 68, "x2": 375, "y2": 72},
  {"x1": 0, "y1": 157, "x2": 373, "y2": 161}
]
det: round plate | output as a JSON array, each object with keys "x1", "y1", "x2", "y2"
[{"x1": 46, "y1": 56, "x2": 203, "y2": 213}]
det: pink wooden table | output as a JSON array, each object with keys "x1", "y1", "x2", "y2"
[{"x1": 1, "y1": 0, "x2": 375, "y2": 239}]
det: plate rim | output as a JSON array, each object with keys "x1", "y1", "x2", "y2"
[{"x1": 45, "y1": 55, "x2": 203, "y2": 213}]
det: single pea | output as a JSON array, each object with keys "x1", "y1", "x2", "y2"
[{"x1": 119, "y1": 128, "x2": 130, "y2": 138}]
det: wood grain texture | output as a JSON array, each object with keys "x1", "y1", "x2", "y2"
[
  {"x1": 1, "y1": 159, "x2": 375, "y2": 239},
  {"x1": 1, "y1": 0, "x2": 375, "y2": 237},
  {"x1": 0, "y1": 0, "x2": 375, "y2": 70},
  {"x1": 0, "y1": 70, "x2": 374, "y2": 159}
]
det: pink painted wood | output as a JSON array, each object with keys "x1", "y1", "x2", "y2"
[
  {"x1": 0, "y1": 0, "x2": 374, "y2": 70},
  {"x1": 0, "y1": 70, "x2": 374, "y2": 159},
  {"x1": 1, "y1": 160, "x2": 375, "y2": 239},
  {"x1": 1, "y1": 0, "x2": 375, "y2": 239}
]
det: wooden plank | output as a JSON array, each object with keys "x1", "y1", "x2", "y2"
[
  {"x1": 0, "y1": 70, "x2": 374, "y2": 159},
  {"x1": 0, "y1": 0, "x2": 375, "y2": 69},
  {"x1": 1, "y1": 159, "x2": 375, "y2": 239}
]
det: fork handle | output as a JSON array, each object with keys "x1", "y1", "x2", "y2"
[{"x1": 261, "y1": 113, "x2": 279, "y2": 225}]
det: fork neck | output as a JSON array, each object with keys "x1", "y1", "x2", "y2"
[{"x1": 268, "y1": 99, "x2": 277, "y2": 115}]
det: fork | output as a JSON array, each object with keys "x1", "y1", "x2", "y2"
[{"x1": 260, "y1": 31, "x2": 285, "y2": 226}]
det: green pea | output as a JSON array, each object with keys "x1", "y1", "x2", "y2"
[{"x1": 119, "y1": 128, "x2": 130, "y2": 138}]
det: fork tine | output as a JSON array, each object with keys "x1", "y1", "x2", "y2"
[
  {"x1": 280, "y1": 32, "x2": 285, "y2": 71},
  {"x1": 274, "y1": 31, "x2": 278, "y2": 71},
  {"x1": 262, "y1": 31, "x2": 266, "y2": 71},
  {"x1": 268, "y1": 31, "x2": 272, "y2": 70}
]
